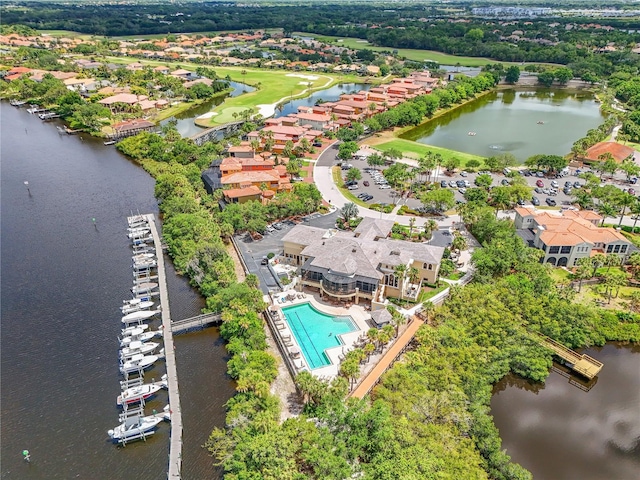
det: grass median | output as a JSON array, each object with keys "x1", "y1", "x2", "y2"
[{"x1": 332, "y1": 166, "x2": 369, "y2": 207}]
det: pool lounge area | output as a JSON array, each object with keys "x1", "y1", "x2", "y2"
[{"x1": 271, "y1": 294, "x2": 370, "y2": 377}]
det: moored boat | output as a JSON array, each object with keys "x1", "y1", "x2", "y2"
[
  {"x1": 107, "y1": 413, "x2": 163, "y2": 442},
  {"x1": 119, "y1": 330, "x2": 160, "y2": 347},
  {"x1": 131, "y1": 282, "x2": 158, "y2": 295},
  {"x1": 119, "y1": 353, "x2": 159, "y2": 374},
  {"x1": 120, "y1": 340, "x2": 160, "y2": 359},
  {"x1": 121, "y1": 299, "x2": 154, "y2": 315},
  {"x1": 121, "y1": 309, "x2": 159, "y2": 325},
  {"x1": 117, "y1": 375, "x2": 168, "y2": 406}
]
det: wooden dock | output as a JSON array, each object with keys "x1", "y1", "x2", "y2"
[
  {"x1": 143, "y1": 214, "x2": 182, "y2": 480},
  {"x1": 171, "y1": 313, "x2": 221, "y2": 334},
  {"x1": 349, "y1": 317, "x2": 424, "y2": 399},
  {"x1": 535, "y1": 333, "x2": 603, "y2": 380}
]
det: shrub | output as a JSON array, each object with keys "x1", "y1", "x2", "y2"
[{"x1": 267, "y1": 252, "x2": 275, "y2": 259}]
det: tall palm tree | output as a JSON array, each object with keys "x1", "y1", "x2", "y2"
[
  {"x1": 394, "y1": 264, "x2": 407, "y2": 299},
  {"x1": 423, "y1": 219, "x2": 438, "y2": 240},
  {"x1": 408, "y1": 217, "x2": 416, "y2": 238}
]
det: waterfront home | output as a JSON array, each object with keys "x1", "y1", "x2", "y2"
[
  {"x1": 282, "y1": 218, "x2": 444, "y2": 306},
  {"x1": 515, "y1": 207, "x2": 632, "y2": 266}
]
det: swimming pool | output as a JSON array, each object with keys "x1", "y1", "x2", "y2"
[{"x1": 281, "y1": 303, "x2": 358, "y2": 369}]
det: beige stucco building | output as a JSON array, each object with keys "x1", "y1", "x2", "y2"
[
  {"x1": 515, "y1": 207, "x2": 632, "y2": 267},
  {"x1": 282, "y1": 218, "x2": 444, "y2": 305}
]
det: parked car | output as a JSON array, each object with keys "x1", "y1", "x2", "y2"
[
  {"x1": 501, "y1": 179, "x2": 510, "y2": 185},
  {"x1": 261, "y1": 257, "x2": 269, "y2": 265},
  {"x1": 535, "y1": 187, "x2": 543, "y2": 194},
  {"x1": 563, "y1": 188, "x2": 573, "y2": 195},
  {"x1": 532, "y1": 196, "x2": 540, "y2": 206},
  {"x1": 545, "y1": 198, "x2": 557, "y2": 206},
  {"x1": 313, "y1": 141, "x2": 322, "y2": 147},
  {"x1": 564, "y1": 181, "x2": 573, "y2": 188},
  {"x1": 449, "y1": 181, "x2": 457, "y2": 188},
  {"x1": 348, "y1": 184, "x2": 359, "y2": 190},
  {"x1": 456, "y1": 180, "x2": 465, "y2": 188},
  {"x1": 536, "y1": 179, "x2": 544, "y2": 188},
  {"x1": 345, "y1": 180, "x2": 357, "y2": 187},
  {"x1": 441, "y1": 180, "x2": 448, "y2": 188},
  {"x1": 460, "y1": 171, "x2": 468, "y2": 177},
  {"x1": 458, "y1": 188, "x2": 467, "y2": 194},
  {"x1": 536, "y1": 171, "x2": 545, "y2": 178},
  {"x1": 273, "y1": 222, "x2": 283, "y2": 230},
  {"x1": 265, "y1": 225, "x2": 275, "y2": 233},
  {"x1": 363, "y1": 194, "x2": 374, "y2": 201},
  {"x1": 517, "y1": 198, "x2": 526, "y2": 206},
  {"x1": 379, "y1": 185, "x2": 391, "y2": 189},
  {"x1": 522, "y1": 169, "x2": 532, "y2": 177},
  {"x1": 363, "y1": 181, "x2": 370, "y2": 187},
  {"x1": 551, "y1": 180, "x2": 559, "y2": 188},
  {"x1": 573, "y1": 181, "x2": 582, "y2": 189}
]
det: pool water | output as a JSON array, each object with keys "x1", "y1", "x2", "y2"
[{"x1": 282, "y1": 303, "x2": 357, "y2": 369}]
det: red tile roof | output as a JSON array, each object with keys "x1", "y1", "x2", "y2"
[{"x1": 584, "y1": 142, "x2": 635, "y2": 163}]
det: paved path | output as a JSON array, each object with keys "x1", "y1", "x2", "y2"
[{"x1": 145, "y1": 214, "x2": 182, "y2": 480}]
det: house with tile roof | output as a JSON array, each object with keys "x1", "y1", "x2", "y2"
[
  {"x1": 582, "y1": 142, "x2": 635, "y2": 164},
  {"x1": 515, "y1": 207, "x2": 632, "y2": 267},
  {"x1": 282, "y1": 218, "x2": 444, "y2": 305}
]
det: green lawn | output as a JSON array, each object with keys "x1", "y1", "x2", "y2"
[
  {"x1": 200, "y1": 67, "x2": 371, "y2": 126},
  {"x1": 373, "y1": 138, "x2": 485, "y2": 166},
  {"x1": 39, "y1": 30, "x2": 95, "y2": 40},
  {"x1": 293, "y1": 32, "x2": 518, "y2": 67}
]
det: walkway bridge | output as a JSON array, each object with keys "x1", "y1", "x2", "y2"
[
  {"x1": 534, "y1": 332, "x2": 603, "y2": 380},
  {"x1": 171, "y1": 313, "x2": 222, "y2": 334},
  {"x1": 349, "y1": 317, "x2": 424, "y2": 399},
  {"x1": 189, "y1": 121, "x2": 244, "y2": 146}
]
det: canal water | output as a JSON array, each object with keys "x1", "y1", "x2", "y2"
[
  {"x1": 0, "y1": 104, "x2": 233, "y2": 479},
  {"x1": 401, "y1": 88, "x2": 605, "y2": 160},
  {"x1": 169, "y1": 82, "x2": 371, "y2": 138},
  {"x1": 162, "y1": 80, "x2": 256, "y2": 138},
  {"x1": 491, "y1": 344, "x2": 640, "y2": 480}
]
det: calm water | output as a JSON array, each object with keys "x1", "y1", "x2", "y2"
[
  {"x1": 0, "y1": 104, "x2": 233, "y2": 479},
  {"x1": 274, "y1": 83, "x2": 372, "y2": 118},
  {"x1": 401, "y1": 88, "x2": 605, "y2": 160},
  {"x1": 491, "y1": 344, "x2": 640, "y2": 480},
  {"x1": 162, "y1": 80, "x2": 255, "y2": 138}
]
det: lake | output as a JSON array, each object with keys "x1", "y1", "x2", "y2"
[
  {"x1": 0, "y1": 104, "x2": 233, "y2": 479},
  {"x1": 491, "y1": 344, "x2": 640, "y2": 480},
  {"x1": 401, "y1": 88, "x2": 605, "y2": 160}
]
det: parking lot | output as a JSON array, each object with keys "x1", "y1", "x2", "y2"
[
  {"x1": 332, "y1": 149, "x2": 638, "y2": 212},
  {"x1": 234, "y1": 212, "x2": 339, "y2": 293}
]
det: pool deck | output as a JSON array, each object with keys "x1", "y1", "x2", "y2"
[{"x1": 272, "y1": 292, "x2": 371, "y2": 378}]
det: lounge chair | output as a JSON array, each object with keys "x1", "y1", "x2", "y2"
[
  {"x1": 284, "y1": 339, "x2": 294, "y2": 347},
  {"x1": 275, "y1": 322, "x2": 286, "y2": 330}
]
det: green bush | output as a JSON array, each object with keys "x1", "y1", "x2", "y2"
[{"x1": 266, "y1": 252, "x2": 275, "y2": 259}]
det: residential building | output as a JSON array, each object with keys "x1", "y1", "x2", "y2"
[
  {"x1": 282, "y1": 218, "x2": 444, "y2": 305},
  {"x1": 515, "y1": 207, "x2": 632, "y2": 266},
  {"x1": 582, "y1": 141, "x2": 635, "y2": 164}
]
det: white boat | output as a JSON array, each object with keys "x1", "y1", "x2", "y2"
[
  {"x1": 108, "y1": 413, "x2": 163, "y2": 442},
  {"x1": 132, "y1": 252, "x2": 155, "y2": 262},
  {"x1": 121, "y1": 324, "x2": 149, "y2": 336},
  {"x1": 120, "y1": 353, "x2": 159, "y2": 374},
  {"x1": 128, "y1": 229, "x2": 150, "y2": 239},
  {"x1": 117, "y1": 375, "x2": 168, "y2": 406},
  {"x1": 120, "y1": 341, "x2": 160, "y2": 359},
  {"x1": 133, "y1": 259, "x2": 157, "y2": 270},
  {"x1": 131, "y1": 236, "x2": 153, "y2": 246},
  {"x1": 121, "y1": 300, "x2": 154, "y2": 315},
  {"x1": 120, "y1": 330, "x2": 159, "y2": 347},
  {"x1": 131, "y1": 282, "x2": 158, "y2": 295},
  {"x1": 121, "y1": 309, "x2": 159, "y2": 325}
]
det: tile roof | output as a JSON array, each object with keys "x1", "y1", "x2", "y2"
[
  {"x1": 221, "y1": 171, "x2": 279, "y2": 184},
  {"x1": 584, "y1": 142, "x2": 635, "y2": 163},
  {"x1": 223, "y1": 185, "x2": 261, "y2": 199}
]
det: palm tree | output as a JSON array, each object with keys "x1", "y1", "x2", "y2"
[
  {"x1": 423, "y1": 219, "x2": 438, "y2": 240},
  {"x1": 575, "y1": 257, "x2": 593, "y2": 292},
  {"x1": 604, "y1": 254, "x2": 621, "y2": 272},
  {"x1": 451, "y1": 233, "x2": 467, "y2": 252},
  {"x1": 420, "y1": 301, "x2": 436, "y2": 324},
  {"x1": 591, "y1": 253, "x2": 607, "y2": 277},
  {"x1": 249, "y1": 139, "x2": 260, "y2": 153},
  {"x1": 366, "y1": 327, "x2": 380, "y2": 351},
  {"x1": 340, "y1": 202, "x2": 359, "y2": 225},
  {"x1": 394, "y1": 264, "x2": 407, "y2": 299},
  {"x1": 617, "y1": 192, "x2": 636, "y2": 227},
  {"x1": 408, "y1": 266, "x2": 420, "y2": 287},
  {"x1": 408, "y1": 217, "x2": 416, "y2": 238}
]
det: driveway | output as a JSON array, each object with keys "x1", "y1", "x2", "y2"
[{"x1": 234, "y1": 212, "x2": 339, "y2": 293}]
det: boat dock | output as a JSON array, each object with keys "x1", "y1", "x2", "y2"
[
  {"x1": 170, "y1": 313, "x2": 221, "y2": 334},
  {"x1": 142, "y1": 214, "x2": 182, "y2": 480},
  {"x1": 534, "y1": 332, "x2": 603, "y2": 380}
]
